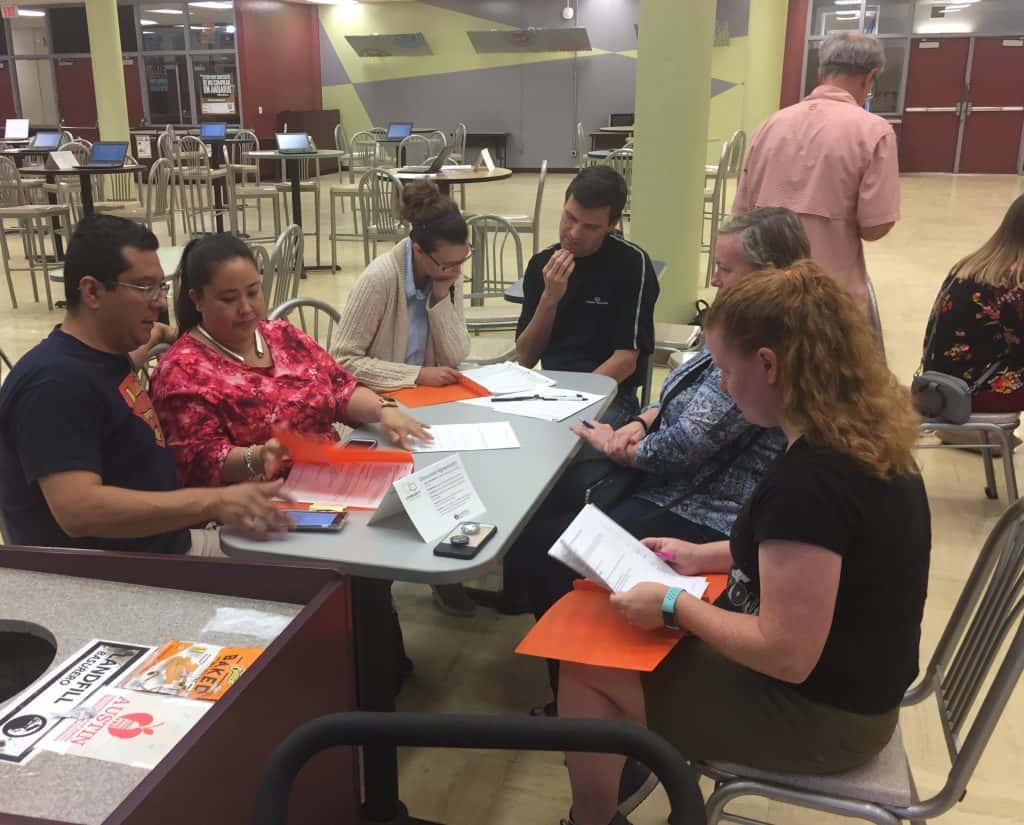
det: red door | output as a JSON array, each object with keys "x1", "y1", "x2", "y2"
[
  {"x1": 55, "y1": 58, "x2": 99, "y2": 142},
  {"x1": 0, "y1": 62, "x2": 16, "y2": 122},
  {"x1": 124, "y1": 58, "x2": 145, "y2": 129},
  {"x1": 900, "y1": 38, "x2": 969, "y2": 173},
  {"x1": 959, "y1": 38, "x2": 1024, "y2": 174}
]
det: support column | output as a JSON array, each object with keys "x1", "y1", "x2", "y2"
[
  {"x1": 630, "y1": 0, "x2": 716, "y2": 323},
  {"x1": 743, "y1": 0, "x2": 790, "y2": 137},
  {"x1": 85, "y1": 0, "x2": 130, "y2": 140}
]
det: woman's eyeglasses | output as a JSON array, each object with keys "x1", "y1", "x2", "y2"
[{"x1": 426, "y1": 244, "x2": 474, "y2": 273}]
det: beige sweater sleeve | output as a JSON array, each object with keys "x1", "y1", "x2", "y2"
[
  {"x1": 426, "y1": 276, "x2": 472, "y2": 367},
  {"x1": 330, "y1": 263, "x2": 422, "y2": 391}
]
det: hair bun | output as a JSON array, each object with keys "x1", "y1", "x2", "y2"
[{"x1": 400, "y1": 179, "x2": 445, "y2": 224}]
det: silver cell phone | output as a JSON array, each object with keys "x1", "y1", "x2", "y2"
[{"x1": 348, "y1": 437, "x2": 377, "y2": 448}]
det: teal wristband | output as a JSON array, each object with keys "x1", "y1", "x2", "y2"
[{"x1": 661, "y1": 586, "x2": 684, "y2": 630}]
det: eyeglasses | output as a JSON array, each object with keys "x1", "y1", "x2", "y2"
[
  {"x1": 426, "y1": 244, "x2": 474, "y2": 273},
  {"x1": 117, "y1": 279, "x2": 172, "y2": 302}
]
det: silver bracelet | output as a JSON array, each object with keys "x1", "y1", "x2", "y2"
[{"x1": 244, "y1": 444, "x2": 260, "y2": 479}]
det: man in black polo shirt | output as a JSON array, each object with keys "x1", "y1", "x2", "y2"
[
  {"x1": 516, "y1": 166, "x2": 659, "y2": 425},
  {"x1": 0, "y1": 214, "x2": 289, "y2": 555}
]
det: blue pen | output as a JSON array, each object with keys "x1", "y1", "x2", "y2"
[{"x1": 581, "y1": 420, "x2": 595, "y2": 429}]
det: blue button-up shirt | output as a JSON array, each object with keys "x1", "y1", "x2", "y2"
[{"x1": 404, "y1": 241, "x2": 430, "y2": 366}]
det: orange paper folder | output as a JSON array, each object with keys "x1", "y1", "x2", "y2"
[
  {"x1": 515, "y1": 574, "x2": 728, "y2": 672},
  {"x1": 274, "y1": 429, "x2": 413, "y2": 467},
  {"x1": 387, "y1": 374, "x2": 491, "y2": 408}
]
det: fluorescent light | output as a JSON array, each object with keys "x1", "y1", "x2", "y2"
[
  {"x1": 18, "y1": 9, "x2": 45, "y2": 16},
  {"x1": 140, "y1": 18, "x2": 158, "y2": 24},
  {"x1": 142, "y1": 30, "x2": 155, "y2": 34},
  {"x1": 224, "y1": 23, "x2": 235, "y2": 33},
  {"x1": 189, "y1": 1, "x2": 233, "y2": 7},
  {"x1": 836, "y1": 11, "x2": 861, "y2": 18},
  {"x1": 834, "y1": 0, "x2": 861, "y2": 5},
  {"x1": 147, "y1": 8, "x2": 184, "y2": 14}
]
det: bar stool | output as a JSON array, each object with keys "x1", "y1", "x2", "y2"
[{"x1": 0, "y1": 157, "x2": 71, "y2": 310}]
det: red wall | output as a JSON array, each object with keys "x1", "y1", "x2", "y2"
[
  {"x1": 0, "y1": 62, "x2": 16, "y2": 122},
  {"x1": 235, "y1": 0, "x2": 321, "y2": 139},
  {"x1": 781, "y1": 0, "x2": 809, "y2": 108}
]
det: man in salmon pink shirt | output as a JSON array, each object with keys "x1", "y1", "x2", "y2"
[{"x1": 733, "y1": 31, "x2": 899, "y2": 308}]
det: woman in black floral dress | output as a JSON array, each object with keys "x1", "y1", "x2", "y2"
[{"x1": 922, "y1": 194, "x2": 1024, "y2": 412}]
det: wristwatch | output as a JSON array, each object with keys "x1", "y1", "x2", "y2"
[
  {"x1": 379, "y1": 397, "x2": 399, "y2": 410},
  {"x1": 661, "y1": 587, "x2": 684, "y2": 630},
  {"x1": 626, "y1": 415, "x2": 649, "y2": 434}
]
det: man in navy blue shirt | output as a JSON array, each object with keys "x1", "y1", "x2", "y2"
[
  {"x1": 0, "y1": 215, "x2": 289, "y2": 554},
  {"x1": 515, "y1": 166, "x2": 659, "y2": 426}
]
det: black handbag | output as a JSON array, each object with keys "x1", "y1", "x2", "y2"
[{"x1": 913, "y1": 276, "x2": 1003, "y2": 424}]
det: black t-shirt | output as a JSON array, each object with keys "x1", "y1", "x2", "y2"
[
  {"x1": 515, "y1": 235, "x2": 659, "y2": 391},
  {"x1": 721, "y1": 437, "x2": 931, "y2": 714},
  {"x1": 0, "y1": 328, "x2": 188, "y2": 554}
]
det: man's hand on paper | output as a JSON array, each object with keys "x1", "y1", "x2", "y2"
[
  {"x1": 417, "y1": 366, "x2": 461, "y2": 387},
  {"x1": 381, "y1": 407, "x2": 433, "y2": 449},
  {"x1": 569, "y1": 419, "x2": 615, "y2": 454},
  {"x1": 210, "y1": 478, "x2": 294, "y2": 538},
  {"x1": 610, "y1": 582, "x2": 671, "y2": 630},
  {"x1": 641, "y1": 537, "x2": 706, "y2": 576}
]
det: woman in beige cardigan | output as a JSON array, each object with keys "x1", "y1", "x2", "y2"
[{"x1": 331, "y1": 180, "x2": 472, "y2": 392}]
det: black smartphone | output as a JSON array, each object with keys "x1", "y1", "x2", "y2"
[
  {"x1": 284, "y1": 510, "x2": 347, "y2": 533},
  {"x1": 348, "y1": 437, "x2": 377, "y2": 449},
  {"x1": 433, "y1": 522, "x2": 497, "y2": 560}
]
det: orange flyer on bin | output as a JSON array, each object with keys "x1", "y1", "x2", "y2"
[
  {"x1": 515, "y1": 574, "x2": 728, "y2": 672},
  {"x1": 119, "y1": 640, "x2": 263, "y2": 701},
  {"x1": 387, "y1": 374, "x2": 491, "y2": 408}
]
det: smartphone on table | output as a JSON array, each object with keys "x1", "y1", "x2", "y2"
[
  {"x1": 283, "y1": 510, "x2": 348, "y2": 533},
  {"x1": 433, "y1": 522, "x2": 497, "y2": 560}
]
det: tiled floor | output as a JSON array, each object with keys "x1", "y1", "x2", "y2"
[{"x1": 2, "y1": 172, "x2": 1024, "y2": 824}]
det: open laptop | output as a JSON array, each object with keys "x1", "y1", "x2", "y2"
[
  {"x1": 31, "y1": 131, "x2": 61, "y2": 150},
  {"x1": 5, "y1": 118, "x2": 29, "y2": 140},
  {"x1": 81, "y1": 141, "x2": 129, "y2": 168},
  {"x1": 397, "y1": 145, "x2": 451, "y2": 175},
  {"x1": 199, "y1": 122, "x2": 227, "y2": 140},
  {"x1": 275, "y1": 132, "x2": 314, "y2": 154},
  {"x1": 382, "y1": 122, "x2": 413, "y2": 142}
]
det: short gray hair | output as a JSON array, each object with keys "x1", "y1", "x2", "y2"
[
  {"x1": 720, "y1": 207, "x2": 811, "y2": 269},
  {"x1": 818, "y1": 32, "x2": 886, "y2": 78}
]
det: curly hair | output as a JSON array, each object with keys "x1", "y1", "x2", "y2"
[{"x1": 705, "y1": 260, "x2": 920, "y2": 478}]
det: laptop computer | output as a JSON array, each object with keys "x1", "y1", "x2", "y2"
[
  {"x1": 382, "y1": 122, "x2": 413, "y2": 142},
  {"x1": 82, "y1": 141, "x2": 129, "y2": 168},
  {"x1": 398, "y1": 145, "x2": 452, "y2": 175},
  {"x1": 275, "y1": 132, "x2": 314, "y2": 154},
  {"x1": 31, "y1": 131, "x2": 61, "y2": 150},
  {"x1": 199, "y1": 122, "x2": 227, "y2": 140},
  {"x1": 5, "y1": 119, "x2": 29, "y2": 140}
]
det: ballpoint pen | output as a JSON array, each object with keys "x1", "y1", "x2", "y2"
[{"x1": 490, "y1": 392, "x2": 587, "y2": 402}]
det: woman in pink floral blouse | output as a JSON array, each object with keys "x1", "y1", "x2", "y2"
[
  {"x1": 922, "y1": 194, "x2": 1024, "y2": 413},
  {"x1": 150, "y1": 235, "x2": 431, "y2": 488}
]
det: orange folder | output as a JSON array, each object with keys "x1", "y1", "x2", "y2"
[
  {"x1": 515, "y1": 574, "x2": 728, "y2": 672},
  {"x1": 387, "y1": 374, "x2": 491, "y2": 408},
  {"x1": 273, "y1": 429, "x2": 413, "y2": 466}
]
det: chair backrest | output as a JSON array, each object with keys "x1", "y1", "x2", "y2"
[
  {"x1": 230, "y1": 128, "x2": 260, "y2": 170},
  {"x1": 358, "y1": 169, "x2": 405, "y2": 236},
  {"x1": 370, "y1": 127, "x2": 387, "y2": 137},
  {"x1": 157, "y1": 130, "x2": 176, "y2": 159},
  {"x1": 59, "y1": 130, "x2": 74, "y2": 147},
  {"x1": 398, "y1": 134, "x2": 431, "y2": 166},
  {"x1": 575, "y1": 121, "x2": 588, "y2": 165},
  {"x1": 349, "y1": 131, "x2": 378, "y2": 170},
  {"x1": 454, "y1": 122, "x2": 468, "y2": 159},
  {"x1": 334, "y1": 121, "x2": 350, "y2": 155},
  {"x1": 0, "y1": 156, "x2": 26, "y2": 207},
  {"x1": 901, "y1": 496, "x2": 1024, "y2": 819},
  {"x1": 174, "y1": 136, "x2": 217, "y2": 237},
  {"x1": 146, "y1": 157, "x2": 174, "y2": 221},
  {"x1": 62, "y1": 140, "x2": 92, "y2": 166},
  {"x1": 267, "y1": 298, "x2": 340, "y2": 351},
  {"x1": 723, "y1": 129, "x2": 746, "y2": 180},
  {"x1": 604, "y1": 148, "x2": 633, "y2": 207},
  {"x1": 105, "y1": 154, "x2": 142, "y2": 204},
  {"x1": 174, "y1": 135, "x2": 209, "y2": 170},
  {"x1": 464, "y1": 214, "x2": 524, "y2": 298},
  {"x1": 267, "y1": 224, "x2": 303, "y2": 310},
  {"x1": 425, "y1": 130, "x2": 447, "y2": 157},
  {"x1": 251, "y1": 243, "x2": 271, "y2": 283},
  {"x1": 531, "y1": 160, "x2": 548, "y2": 230}
]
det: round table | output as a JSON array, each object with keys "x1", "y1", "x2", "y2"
[
  {"x1": 390, "y1": 166, "x2": 512, "y2": 196},
  {"x1": 248, "y1": 149, "x2": 345, "y2": 270},
  {"x1": 46, "y1": 164, "x2": 144, "y2": 217}
]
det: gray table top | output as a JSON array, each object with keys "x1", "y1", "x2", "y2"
[
  {"x1": 0, "y1": 569, "x2": 300, "y2": 824},
  {"x1": 248, "y1": 149, "x2": 345, "y2": 159},
  {"x1": 221, "y1": 371, "x2": 615, "y2": 584}
]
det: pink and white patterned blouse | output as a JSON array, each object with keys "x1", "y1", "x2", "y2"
[{"x1": 150, "y1": 319, "x2": 359, "y2": 487}]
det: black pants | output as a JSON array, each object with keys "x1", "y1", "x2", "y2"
[{"x1": 505, "y1": 493, "x2": 727, "y2": 695}]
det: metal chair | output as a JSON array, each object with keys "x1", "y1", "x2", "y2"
[
  {"x1": 0, "y1": 156, "x2": 71, "y2": 310},
  {"x1": 223, "y1": 146, "x2": 281, "y2": 244},
  {"x1": 357, "y1": 169, "x2": 407, "y2": 266},
  {"x1": 603, "y1": 148, "x2": 634, "y2": 226},
  {"x1": 397, "y1": 134, "x2": 431, "y2": 167},
  {"x1": 268, "y1": 297, "x2": 340, "y2": 351},
  {"x1": 461, "y1": 215, "x2": 523, "y2": 364},
  {"x1": 157, "y1": 129, "x2": 176, "y2": 159},
  {"x1": 266, "y1": 224, "x2": 303, "y2": 312},
  {"x1": 92, "y1": 153, "x2": 145, "y2": 217},
  {"x1": 328, "y1": 124, "x2": 366, "y2": 270},
  {"x1": 918, "y1": 414, "x2": 1020, "y2": 501},
  {"x1": 498, "y1": 160, "x2": 546, "y2": 256},
  {"x1": 424, "y1": 130, "x2": 447, "y2": 157},
  {"x1": 251, "y1": 243, "x2": 271, "y2": 283},
  {"x1": 702, "y1": 493, "x2": 1024, "y2": 825},
  {"x1": 703, "y1": 130, "x2": 746, "y2": 287},
  {"x1": 275, "y1": 155, "x2": 322, "y2": 268},
  {"x1": 576, "y1": 121, "x2": 594, "y2": 169},
  {"x1": 97, "y1": 157, "x2": 177, "y2": 245},
  {"x1": 449, "y1": 122, "x2": 469, "y2": 208},
  {"x1": 173, "y1": 135, "x2": 226, "y2": 238}
]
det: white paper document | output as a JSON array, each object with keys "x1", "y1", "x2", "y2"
[
  {"x1": 460, "y1": 390, "x2": 605, "y2": 422},
  {"x1": 461, "y1": 361, "x2": 556, "y2": 396},
  {"x1": 369, "y1": 454, "x2": 486, "y2": 542},
  {"x1": 550, "y1": 504, "x2": 709, "y2": 597},
  {"x1": 409, "y1": 421, "x2": 520, "y2": 453},
  {"x1": 281, "y1": 460, "x2": 412, "y2": 509}
]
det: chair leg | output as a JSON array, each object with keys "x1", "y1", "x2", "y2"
[
  {"x1": 330, "y1": 193, "x2": 338, "y2": 272},
  {"x1": 313, "y1": 189, "x2": 321, "y2": 267},
  {"x1": 38, "y1": 218, "x2": 54, "y2": 311},
  {"x1": 978, "y1": 430, "x2": 999, "y2": 499},
  {"x1": 363, "y1": 232, "x2": 371, "y2": 267},
  {"x1": 994, "y1": 427, "x2": 1019, "y2": 500},
  {"x1": 0, "y1": 219, "x2": 16, "y2": 309},
  {"x1": 23, "y1": 224, "x2": 40, "y2": 304}
]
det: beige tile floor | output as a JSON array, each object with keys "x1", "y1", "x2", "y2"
[{"x1": 2, "y1": 172, "x2": 1024, "y2": 824}]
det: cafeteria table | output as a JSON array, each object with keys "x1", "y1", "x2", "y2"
[{"x1": 222, "y1": 371, "x2": 615, "y2": 824}]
